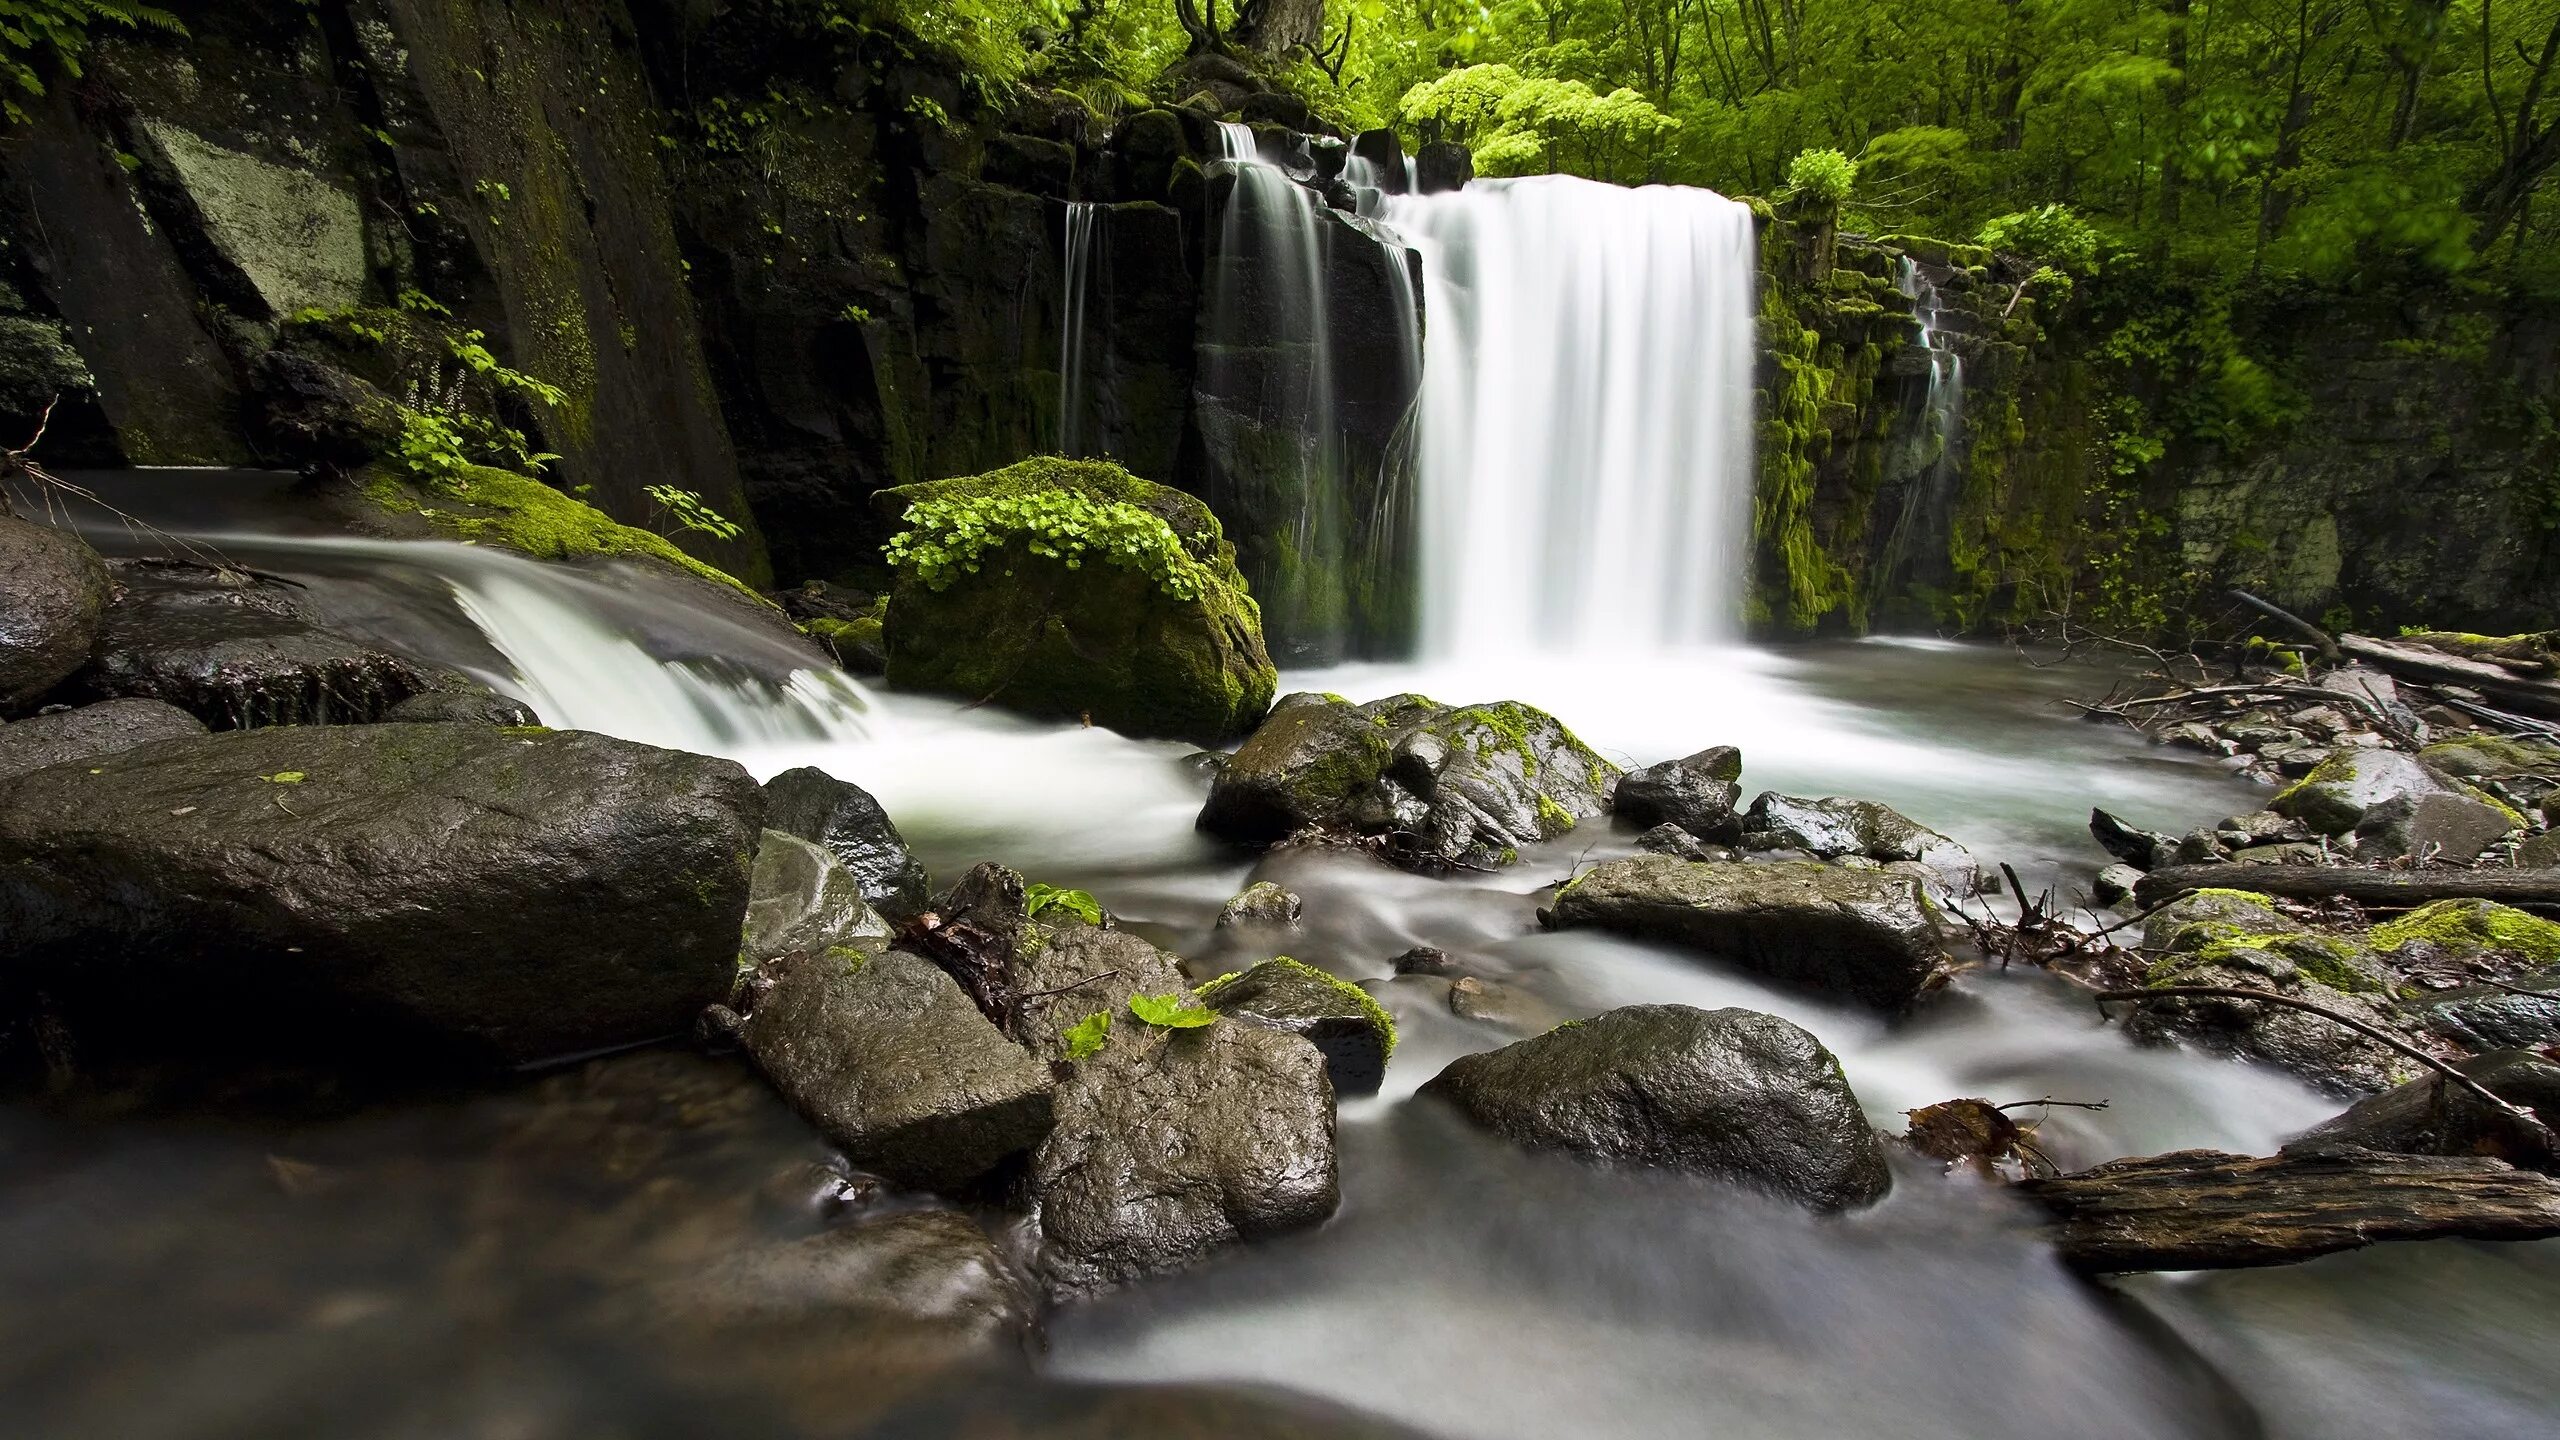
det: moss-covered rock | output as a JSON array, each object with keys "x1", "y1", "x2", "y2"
[
  {"x1": 2271, "y1": 749, "x2": 2472, "y2": 836},
  {"x1": 1198, "y1": 691, "x2": 1619, "y2": 870},
  {"x1": 2128, "y1": 890, "x2": 2408, "y2": 1093},
  {"x1": 1198, "y1": 956, "x2": 1395, "y2": 1095},
  {"x1": 878, "y1": 457, "x2": 1276, "y2": 744},
  {"x1": 2371, "y1": 899, "x2": 2560, "y2": 968},
  {"x1": 356, "y1": 463, "x2": 767, "y2": 603}
]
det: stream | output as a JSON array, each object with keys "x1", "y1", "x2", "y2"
[{"x1": 8, "y1": 511, "x2": 2556, "y2": 1439}]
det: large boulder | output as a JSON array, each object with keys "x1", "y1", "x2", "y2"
[
  {"x1": 1546, "y1": 856, "x2": 1946, "y2": 1008},
  {"x1": 1198, "y1": 691, "x2": 1619, "y2": 871},
  {"x1": 1200, "y1": 956, "x2": 1396, "y2": 1096},
  {"x1": 1417, "y1": 1004, "x2": 1891, "y2": 1211},
  {"x1": 878, "y1": 458, "x2": 1277, "y2": 744},
  {"x1": 0, "y1": 512, "x2": 110, "y2": 711},
  {"x1": 80, "y1": 559, "x2": 426, "y2": 727},
  {"x1": 742, "y1": 830, "x2": 893, "y2": 965},
  {"x1": 0, "y1": 725, "x2": 761, "y2": 1067},
  {"x1": 2350, "y1": 790, "x2": 2517, "y2": 862},
  {"x1": 761, "y1": 765, "x2": 930, "y2": 922},
  {"x1": 1611, "y1": 745, "x2": 1743, "y2": 841},
  {"x1": 0, "y1": 697, "x2": 204, "y2": 783},
  {"x1": 1032, "y1": 1017, "x2": 1338, "y2": 1297},
  {"x1": 2272, "y1": 749, "x2": 2481, "y2": 836},
  {"x1": 2126, "y1": 889, "x2": 2408, "y2": 1093},
  {"x1": 1009, "y1": 919, "x2": 1189, "y2": 1064},
  {"x1": 740, "y1": 948, "x2": 1055, "y2": 1191}
]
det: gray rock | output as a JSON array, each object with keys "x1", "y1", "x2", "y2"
[
  {"x1": 1418, "y1": 1004, "x2": 1891, "y2": 1211},
  {"x1": 2292, "y1": 1050, "x2": 2560, "y2": 1170},
  {"x1": 2094, "y1": 863, "x2": 2144, "y2": 907},
  {"x1": 2272, "y1": 749, "x2": 2472, "y2": 836},
  {"x1": 2351, "y1": 791, "x2": 2518, "y2": 863},
  {"x1": 1390, "y1": 945, "x2": 1458, "y2": 976},
  {"x1": 761, "y1": 765, "x2": 931, "y2": 922},
  {"x1": 2128, "y1": 891, "x2": 2407, "y2": 1093},
  {"x1": 2170, "y1": 826, "x2": 2233, "y2": 864},
  {"x1": 2090, "y1": 807, "x2": 2172, "y2": 869},
  {"x1": 1201, "y1": 956, "x2": 1395, "y2": 1095},
  {"x1": 134, "y1": 119, "x2": 366, "y2": 319},
  {"x1": 743, "y1": 829, "x2": 893, "y2": 965},
  {"x1": 1011, "y1": 920, "x2": 1188, "y2": 1064},
  {"x1": 0, "y1": 725, "x2": 760, "y2": 1067},
  {"x1": 1742, "y1": 791, "x2": 1976, "y2": 892},
  {"x1": 1032, "y1": 1020, "x2": 1338, "y2": 1296},
  {"x1": 741, "y1": 948, "x2": 1055, "y2": 1191},
  {"x1": 0, "y1": 697, "x2": 203, "y2": 782},
  {"x1": 1199, "y1": 691, "x2": 1619, "y2": 871},
  {"x1": 1216, "y1": 879, "x2": 1303, "y2": 929},
  {"x1": 0, "y1": 513, "x2": 109, "y2": 711},
  {"x1": 2518, "y1": 831, "x2": 2560, "y2": 868},
  {"x1": 1445, "y1": 974, "x2": 1568, "y2": 1033},
  {"x1": 1547, "y1": 856, "x2": 1945, "y2": 1008},
  {"x1": 2410, "y1": 967, "x2": 2560, "y2": 1052},
  {"x1": 1635, "y1": 822, "x2": 1730, "y2": 861},
  {"x1": 81, "y1": 559, "x2": 424, "y2": 727},
  {"x1": 1612, "y1": 745, "x2": 1744, "y2": 841}
]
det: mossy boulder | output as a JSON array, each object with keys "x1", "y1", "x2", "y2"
[
  {"x1": 2130, "y1": 890, "x2": 2407, "y2": 1093},
  {"x1": 2271, "y1": 749, "x2": 2473, "y2": 836},
  {"x1": 1199, "y1": 956, "x2": 1396, "y2": 1095},
  {"x1": 1198, "y1": 691, "x2": 1619, "y2": 871},
  {"x1": 878, "y1": 458, "x2": 1277, "y2": 745},
  {"x1": 2370, "y1": 899, "x2": 2560, "y2": 972},
  {"x1": 0, "y1": 512, "x2": 110, "y2": 712},
  {"x1": 2420, "y1": 733, "x2": 2560, "y2": 780},
  {"x1": 356, "y1": 464, "x2": 767, "y2": 604}
]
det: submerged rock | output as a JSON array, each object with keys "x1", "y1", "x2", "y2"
[
  {"x1": 1200, "y1": 956, "x2": 1396, "y2": 1095},
  {"x1": 1418, "y1": 1004, "x2": 1891, "y2": 1211},
  {"x1": 741, "y1": 948, "x2": 1055, "y2": 1191},
  {"x1": 742, "y1": 829, "x2": 894, "y2": 965},
  {"x1": 879, "y1": 458, "x2": 1277, "y2": 744},
  {"x1": 1032, "y1": 1018, "x2": 1338, "y2": 1297},
  {"x1": 1198, "y1": 691, "x2": 1618, "y2": 870},
  {"x1": 0, "y1": 697, "x2": 203, "y2": 783},
  {"x1": 761, "y1": 765, "x2": 931, "y2": 922},
  {"x1": 0, "y1": 512, "x2": 110, "y2": 711},
  {"x1": 0, "y1": 724, "x2": 760, "y2": 1068},
  {"x1": 80, "y1": 558, "x2": 425, "y2": 727},
  {"x1": 1546, "y1": 856, "x2": 1945, "y2": 1008},
  {"x1": 1611, "y1": 745, "x2": 1743, "y2": 841}
]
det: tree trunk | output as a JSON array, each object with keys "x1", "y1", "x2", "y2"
[{"x1": 2132, "y1": 864, "x2": 2560, "y2": 911}]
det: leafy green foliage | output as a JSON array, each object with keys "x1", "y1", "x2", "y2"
[
  {"x1": 644, "y1": 485, "x2": 744, "y2": 542},
  {"x1": 883, "y1": 490, "x2": 1209, "y2": 601},
  {"x1": 0, "y1": 0, "x2": 182, "y2": 123},
  {"x1": 1061, "y1": 1009, "x2": 1111, "y2": 1060},
  {"x1": 1127, "y1": 991, "x2": 1217, "y2": 1029},
  {"x1": 1784, "y1": 148, "x2": 1857, "y2": 208},
  {"x1": 1025, "y1": 882, "x2": 1104, "y2": 923},
  {"x1": 1977, "y1": 205, "x2": 2102, "y2": 275},
  {"x1": 1400, "y1": 63, "x2": 1674, "y2": 183}
]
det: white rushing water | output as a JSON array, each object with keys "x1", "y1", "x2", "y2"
[{"x1": 1380, "y1": 177, "x2": 1758, "y2": 655}]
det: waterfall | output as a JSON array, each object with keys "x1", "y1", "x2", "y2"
[
  {"x1": 1873, "y1": 257, "x2": 1970, "y2": 610},
  {"x1": 1057, "y1": 201, "x2": 1102, "y2": 457},
  {"x1": 1379, "y1": 178, "x2": 1758, "y2": 656},
  {"x1": 1898, "y1": 257, "x2": 1966, "y2": 475}
]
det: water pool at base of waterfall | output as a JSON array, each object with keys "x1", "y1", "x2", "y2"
[{"x1": 5, "y1": 531, "x2": 2556, "y2": 1440}]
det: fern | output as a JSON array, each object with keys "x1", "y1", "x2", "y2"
[{"x1": 0, "y1": 0, "x2": 185, "y2": 124}]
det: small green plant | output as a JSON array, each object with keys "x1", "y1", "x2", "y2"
[
  {"x1": 473, "y1": 178, "x2": 512, "y2": 204},
  {"x1": 1127, "y1": 992, "x2": 1217, "y2": 1029},
  {"x1": 1025, "y1": 882, "x2": 1103, "y2": 923},
  {"x1": 644, "y1": 484, "x2": 743, "y2": 542},
  {"x1": 1061, "y1": 1010, "x2": 1111, "y2": 1060},
  {"x1": 445, "y1": 330, "x2": 568, "y2": 408},
  {"x1": 883, "y1": 490, "x2": 1208, "y2": 601},
  {"x1": 259, "y1": 770, "x2": 305, "y2": 784},
  {"x1": 285, "y1": 305, "x2": 389, "y2": 346},
  {"x1": 393, "y1": 411, "x2": 471, "y2": 487},
  {"x1": 839, "y1": 303, "x2": 873, "y2": 324},
  {"x1": 395, "y1": 287, "x2": 451, "y2": 317},
  {"x1": 1784, "y1": 148, "x2": 1857, "y2": 208},
  {"x1": 904, "y1": 94, "x2": 951, "y2": 130}
]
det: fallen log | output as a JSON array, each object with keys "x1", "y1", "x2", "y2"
[
  {"x1": 2131, "y1": 864, "x2": 2560, "y2": 913},
  {"x1": 2017, "y1": 1146, "x2": 2560, "y2": 1272},
  {"x1": 2339, "y1": 634, "x2": 2560, "y2": 720}
]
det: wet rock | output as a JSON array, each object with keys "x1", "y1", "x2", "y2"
[
  {"x1": 0, "y1": 697, "x2": 203, "y2": 783},
  {"x1": 1445, "y1": 974, "x2": 1567, "y2": 1033},
  {"x1": 2125, "y1": 890, "x2": 2407, "y2": 1093},
  {"x1": 669, "y1": 1209, "x2": 1036, "y2": 1352},
  {"x1": 377, "y1": 681, "x2": 539, "y2": 725},
  {"x1": 2094, "y1": 863, "x2": 2144, "y2": 907},
  {"x1": 2409, "y1": 966, "x2": 2560, "y2": 1051},
  {"x1": 1415, "y1": 140, "x2": 1474, "y2": 193},
  {"x1": 0, "y1": 724, "x2": 761, "y2": 1068},
  {"x1": 1418, "y1": 1004, "x2": 1891, "y2": 1211},
  {"x1": 0, "y1": 512, "x2": 109, "y2": 711},
  {"x1": 740, "y1": 948, "x2": 1055, "y2": 1191},
  {"x1": 1033, "y1": 1018, "x2": 1338, "y2": 1297},
  {"x1": 2090, "y1": 807, "x2": 2172, "y2": 869},
  {"x1": 1635, "y1": 822, "x2": 1730, "y2": 861},
  {"x1": 248, "y1": 351, "x2": 405, "y2": 472},
  {"x1": 1199, "y1": 691, "x2": 1618, "y2": 871},
  {"x1": 879, "y1": 458, "x2": 1276, "y2": 745},
  {"x1": 2292, "y1": 1050, "x2": 2560, "y2": 1170},
  {"x1": 1350, "y1": 129, "x2": 1408, "y2": 191},
  {"x1": 743, "y1": 830, "x2": 893, "y2": 965},
  {"x1": 1546, "y1": 856, "x2": 1944, "y2": 1009},
  {"x1": 2351, "y1": 790, "x2": 2517, "y2": 863},
  {"x1": 1611, "y1": 744, "x2": 1744, "y2": 841},
  {"x1": 2271, "y1": 749, "x2": 2473, "y2": 836},
  {"x1": 1390, "y1": 945, "x2": 1458, "y2": 976},
  {"x1": 1010, "y1": 920, "x2": 1187, "y2": 1064},
  {"x1": 80, "y1": 559, "x2": 425, "y2": 727},
  {"x1": 1200, "y1": 956, "x2": 1395, "y2": 1095},
  {"x1": 1216, "y1": 880, "x2": 1303, "y2": 929},
  {"x1": 1742, "y1": 791, "x2": 1976, "y2": 891},
  {"x1": 761, "y1": 765, "x2": 931, "y2": 923}
]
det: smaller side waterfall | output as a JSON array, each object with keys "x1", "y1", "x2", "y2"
[
  {"x1": 1057, "y1": 200, "x2": 1103, "y2": 457},
  {"x1": 1899, "y1": 257, "x2": 1967, "y2": 470},
  {"x1": 1872, "y1": 258, "x2": 1972, "y2": 615}
]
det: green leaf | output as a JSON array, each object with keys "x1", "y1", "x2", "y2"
[
  {"x1": 1128, "y1": 992, "x2": 1217, "y2": 1029},
  {"x1": 1062, "y1": 1010, "x2": 1111, "y2": 1060},
  {"x1": 260, "y1": 771, "x2": 306, "y2": 784},
  {"x1": 1025, "y1": 882, "x2": 1103, "y2": 924}
]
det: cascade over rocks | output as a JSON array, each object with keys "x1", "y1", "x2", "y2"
[
  {"x1": 761, "y1": 766, "x2": 931, "y2": 923},
  {"x1": 1418, "y1": 1004, "x2": 1892, "y2": 1211},
  {"x1": 879, "y1": 459, "x2": 1277, "y2": 745},
  {"x1": 0, "y1": 697, "x2": 204, "y2": 783},
  {"x1": 0, "y1": 724, "x2": 761, "y2": 1069},
  {"x1": 1546, "y1": 856, "x2": 1947, "y2": 1009},
  {"x1": 1199, "y1": 691, "x2": 1619, "y2": 871},
  {"x1": 0, "y1": 513, "x2": 110, "y2": 711},
  {"x1": 1611, "y1": 745, "x2": 1744, "y2": 841}
]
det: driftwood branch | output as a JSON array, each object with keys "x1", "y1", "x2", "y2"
[
  {"x1": 2228, "y1": 588, "x2": 2340, "y2": 661},
  {"x1": 2340, "y1": 634, "x2": 2560, "y2": 719},
  {"x1": 2019, "y1": 1147, "x2": 2560, "y2": 1271},
  {"x1": 2131, "y1": 864, "x2": 2560, "y2": 912}
]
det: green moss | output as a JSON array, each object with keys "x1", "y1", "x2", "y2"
[
  {"x1": 360, "y1": 464, "x2": 766, "y2": 603},
  {"x1": 2371, "y1": 899, "x2": 2560, "y2": 962},
  {"x1": 2148, "y1": 919, "x2": 2387, "y2": 995},
  {"x1": 1535, "y1": 793, "x2": 1575, "y2": 833},
  {"x1": 1197, "y1": 955, "x2": 1398, "y2": 1057}
]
